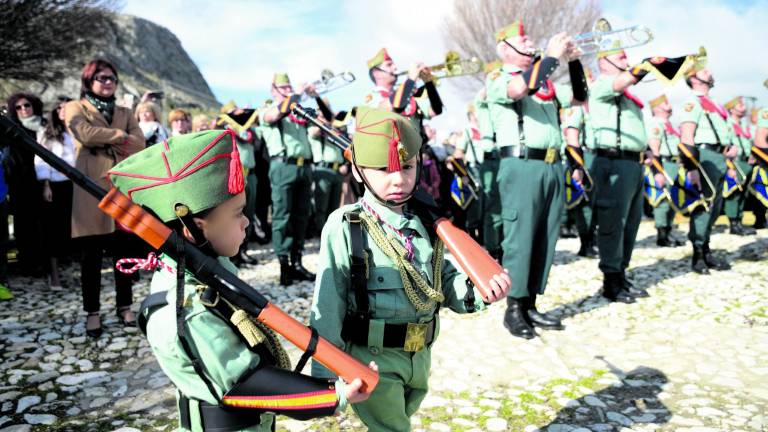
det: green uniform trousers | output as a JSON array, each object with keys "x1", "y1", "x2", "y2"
[
  {"x1": 499, "y1": 157, "x2": 564, "y2": 299},
  {"x1": 313, "y1": 167, "x2": 343, "y2": 231},
  {"x1": 593, "y1": 156, "x2": 644, "y2": 274},
  {"x1": 480, "y1": 156, "x2": 502, "y2": 254},
  {"x1": 347, "y1": 344, "x2": 431, "y2": 432},
  {"x1": 573, "y1": 151, "x2": 596, "y2": 236},
  {"x1": 724, "y1": 158, "x2": 751, "y2": 220},
  {"x1": 465, "y1": 164, "x2": 483, "y2": 240},
  {"x1": 689, "y1": 148, "x2": 726, "y2": 248},
  {"x1": 269, "y1": 160, "x2": 312, "y2": 256},
  {"x1": 653, "y1": 159, "x2": 678, "y2": 229}
]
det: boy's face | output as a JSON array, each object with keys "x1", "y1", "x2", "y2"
[
  {"x1": 194, "y1": 192, "x2": 248, "y2": 257},
  {"x1": 354, "y1": 155, "x2": 418, "y2": 206}
]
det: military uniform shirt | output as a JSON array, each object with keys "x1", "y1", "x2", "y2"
[
  {"x1": 562, "y1": 105, "x2": 595, "y2": 150},
  {"x1": 457, "y1": 126, "x2": 484, "y2": 165},
  {"x1": 646, "y1": 117, "x2": 680, "y2": 157},
  {"x1": 588, "y1": 75, "x2": 647, "y2": 151},
  {"x1": 678, "y1": 92, "x2": 732, "y2": 146},
  {"x1": 474, "y1": 94, "x2": 496, "y2": 153},
  {"x1": 364, "y1": 85, "x2": 432, "y2": 133},
  {"x1": 731, "y1": 121, "x2": 752, "y2": 157},
  {"x1": 258, "y1": 111, "x2": 313, "y2": 159},
  {"x1": 310, "y1": 135, "x2": 345, "y2": 165},
  {"x1": 486, "y1": 64, "x2": 561, "y2": 151}
]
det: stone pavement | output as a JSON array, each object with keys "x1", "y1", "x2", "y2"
[{"x1": 1, "y1": 220, "x2": 766, "y2": 432}]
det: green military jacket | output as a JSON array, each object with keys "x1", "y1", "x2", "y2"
[
  {"x1": 731, "y1": 120, "x2": 753, "y2": 158},
  {"x1": 235, "y1": 129, "x2": 258, "y2": 170},
  {"x1": 562, "y1": 105, "x2": 595, "y2": 150},
  {"x1": 310, "y1": 135, "x2": 345, "y2": 165},
  {"x1": 309, "y1": 191, "x2": 486, "y2": 378},
  {"x1": 646, "y1": 117, "x2": 680, "y2": 157},
  {"x1": 678, "y1": 92, "x2": 732, "y2": 146},
  {"x1": 588, "y1": 75, "x2": 646, "y2": 151},
  {"x1": 258, "y1": 110, "x2": 313, "y2": 159},
  {"x1": 485, "y1": 64, "x2": 562, "y2": 151},
  {"x1": 474, "y1": 94, "x2": 497, "y2": 156}
]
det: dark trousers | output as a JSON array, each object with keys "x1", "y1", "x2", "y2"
[
  {"x1": 9, "y1": 179, "x2": 41, "y2": 272},
  {"x1": 79, "y1": 230, "x2": 146, "y2": 313},
  {"x1": 41, "y1": 180, "x2": 73, "y2": 260},
  {"x1": 0, "y1": 200, "x2": 8, "y2": 284}
]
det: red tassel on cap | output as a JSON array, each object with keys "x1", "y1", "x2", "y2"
[
  {"x1": 228, "y1": 150, "x2": 245, "y2": 194},
  {"x1": 387, "y1": 138, "x2": 401, "y2": 172}
]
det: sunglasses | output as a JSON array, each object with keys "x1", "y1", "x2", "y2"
[
  {"x1": 15, "y1": 102, "x2": 31, "y2": 111},
  {"x1": 94, "y1": 75, "x2": 118, "y2": 84}
]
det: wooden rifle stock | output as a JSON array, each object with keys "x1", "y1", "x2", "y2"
[
  {"x1": 0, "y1": 115, "x2": 378, "y2": 394},
  {"x1": 290, "y1": 103, "x2": 506, "y2": 302}
]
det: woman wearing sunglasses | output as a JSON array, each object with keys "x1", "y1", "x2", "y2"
[{"x1": 64, "y1": 58, "x2": 146, "y2": 338}]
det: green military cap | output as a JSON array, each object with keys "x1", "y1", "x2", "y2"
[
  {"x1": 649, "y1": 94, "x2": 668, "y2": 109},
  {"x1": 108, "y1": 130, "x2": 245, "y2": 222},
  {"x1": 495, "y1": 20, "x2": 525, "y2": 42},
  {"x1": 367, "y1": 48, "x2": 392, "y2": 70},
  {"x1": 724, "y1": 96, "x2": 743, "y2": 111},
  {"x1": 273, "y1": 73, "x2": 291, "y2": 85},
  {"x1": 352, "y1": 106, "x2": 421, "y2": 172},
  {"x1": 597, "y1": 39, "x2": 625, "y2": 59}
]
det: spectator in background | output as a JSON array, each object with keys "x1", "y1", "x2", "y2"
[
  {"x1": 135, "y1": 101, "x2": 168, "y2": 146},
  {"x1": 64, "y1": 58, "x2": 145, "y2": 338},
  {"x1": 167, "y1": 108, "x2": 191, "y2": 136},
  {"x1": 192, "y1": 114, "x2": 212, "y2": 132},
  {"x1": 4, "y1": 92, "x2": 45, "y2": 276},
  {"x1": 420, "y1": 145, "x2": 442, "y2": 203},
  {"x1": 0, "y1": 124, "x2": 10, "y2": 300},
  {"x1": 35, "y1": 98, "x2": 76, "y2": 291}
]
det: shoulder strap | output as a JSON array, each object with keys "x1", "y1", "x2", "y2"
[
  {"x1": 466, "y1": 129, "x2": 479, "y2": 163},
  {"x1": 138, "y1": 291, "x2": 169, "y2": 335},
  {"x1": 512, "y1": 100, "x2": 526, "y2": 151},
  {"x1": 614, "y1": 95, "x2": 622, "y2": 147},
  {"x1": 345, "y1": 211, "x2": 370, "y2": 319},
  {"x1": 703, "y1": 112, "x2": 722, "y2": 146}
]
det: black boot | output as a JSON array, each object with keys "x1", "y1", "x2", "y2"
[
  {"x1": 524, "y1": 295, "x2": 564, "y2": 330},
  {"x1": 559, "y1": 224, "x2": 577, "y2": 239},
  {"x1": 656, "y1": 228, "x2": 672, "y2": 247},
  {"x1": 703, "y1": 243, "x2": 730, "y2": 271},
  {"x1": 692, "y1": 247, "x2": 710, "y2": 274},
  {"x1": 278, "y1": 255, "x2": 293, "y2": 286},
  {"x1": 503, "y1": 298, "x2": 535, "y2": 339},
  {"x1": 577, "y1": 233, "x2": 598, "y2": 258},
  {"x1": 739, "y1": 219, "x2": 756, "y2": 235},
  {"x1": 668, "y1": 228, "x2": 685, "y2": 246},
  {"x1": 290, "y1": 252, "x2": 316, "y2": 282},
  {"x1": 754, "y1": 212, "x2": 767, "y2": 230},
  {"x1": 622, "y1": 271, "x2": 648, "y2": 298},
  {"x1": 601, "y1": 272, "x2": 635, "y2": 303},
  {"x1": 729, "y1": 219, "x2": 747, "y2": 236}
]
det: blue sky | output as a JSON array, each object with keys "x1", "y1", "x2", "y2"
[{"x1": 123, "y1": 0, "x2": 768, "y2": 139}]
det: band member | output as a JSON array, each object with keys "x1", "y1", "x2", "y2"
[
  {"x1": 678, "y1": 63, "x2": 733, "y2": 274},
  {"x1": 364, "y1": 48, "x2": 444, "y2": 138},
  {"x1": 752, "y1": 104, "x2": 768, "y2": 228},
  {"x1": 646, "y1": 94, "x2": 685, "y2": 247},
  {"x1": 723, "y1": 96, "x2": 756, "y2": 235},
  {"x1": 487, "y1": 20, "x2": 586, "y2": 339},
  {"x1": 310, "y1": 107, "x2": 510, "y2": 431},
  {"x1": 311, "y1": 107, "x2": 347, "y2": 231},
  {"x1": 452, "y1": 102, "x2": 487, "y2": 243}
]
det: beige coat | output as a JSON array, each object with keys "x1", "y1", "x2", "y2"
[{"x1": 65, "y1": 99, "x2": 145, "y2": 238}]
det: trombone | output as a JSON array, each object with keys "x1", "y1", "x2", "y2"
[
  {"x1": 572, "y1": 18, "x2": 653, "y2": 55},
  {"x1": 300, "y1": 69, "x2": 356, "y2": 101},
  {"x1": 395, "y1": 51, "x2": 484, "y2": 80}
]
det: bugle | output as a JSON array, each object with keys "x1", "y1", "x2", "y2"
[
  {"x1": 300, "y1": 69, "x2": 356, "y2": 101},
  {"x1": 396, "y1": 51, "x2": 484, "y2": 80},
  {"x1": 572, "y1": 18, "x2": 653, "y2": 55}
]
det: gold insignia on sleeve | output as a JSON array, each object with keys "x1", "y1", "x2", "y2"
[
  {"x1": 489, "y1": 70, "x2": 501, "y2": 81},
  {"x1": 684, "y1": 102, "x2": 695, "y2": 112},
  {"x1": 652, "y1": 127, "x2": 660, "y2": 136},
  {"x1": 364, "y1": 93, "x2": 373, "y2": 104}
]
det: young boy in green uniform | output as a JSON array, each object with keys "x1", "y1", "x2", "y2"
[
  {"x1": 309, "y1": 107, "x2": 511, "y2": 431},
  {"x1": 108, "y1": 130, "x2": 371, "y2": 431}
]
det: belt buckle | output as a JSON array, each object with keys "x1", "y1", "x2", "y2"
[
  {"x1": 544, "y1": 148, "x2": 557, "y2": 164},
  {"x1": 404, "y1": 322, "x2": 428, "y2": 352},
  {"x1": 296, "y1": 156, "x2": 305, "y2": 167}
]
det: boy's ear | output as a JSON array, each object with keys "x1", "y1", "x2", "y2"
[{"x1": 181, "y1": 217, "x2": 207, "y2": 245}]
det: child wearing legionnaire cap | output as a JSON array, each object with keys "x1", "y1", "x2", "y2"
[
  {"x1": 309, "y1": 107, "x2": 511, "y2": 431},
  {"x1": 108, "y1": 130, "x2": 372, "y2": 432}
]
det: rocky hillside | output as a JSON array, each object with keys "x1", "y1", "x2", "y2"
[{"x1": 0, "y1": 13, "x2": 218, "y2": 112}]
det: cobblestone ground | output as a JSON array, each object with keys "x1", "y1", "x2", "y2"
[{"x1": 1, "y1": 220, "x2": 766, "y2": 432}]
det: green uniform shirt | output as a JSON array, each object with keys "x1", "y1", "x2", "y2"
[
  {"x1": 646, "y1": 117, "x2": 680, "y2": 157},
  {"x1": 562, "y1": 105, "x2": 595, "y2": 150},
  {"x1": 588, "y1": 75, "x2": 646, "y2": 151},
  {"x1": 235, "y1": 129, "x2": 257, "y2": 169},
  {"x1": 310, "y1": 191, "x2": 485, "y2": 378},
  {"x1": 310, "y1": 135, "x2": 345, "y2": 164},
  {"x1": 364, "y1": 85, "x2": 432, "y2": 133},
  {"x1": 458, "y1": 126, "x2": 484, "y2": 165},
  {"x1": 475, "y1": 94, "x2": 496, "y2": 152},
  {"x1": 486, "y1": 64, "x2": 562, "y2": 151},
  {"x1": 731, "y1": 121, "x2": 752, "y2": 157},
  {"x1": 258, "y1": 111, "x2": 313, "y2": 159},
  {"x1": 677, "y1": 92, "x2": 732, "y2": 146}
]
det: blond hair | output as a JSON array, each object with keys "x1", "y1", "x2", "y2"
[{"x1": 135, "y1": 101, "x2": 162, "y2": 123}]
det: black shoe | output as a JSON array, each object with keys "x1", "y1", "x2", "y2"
[
  {"x1": 668, "y1": 229, "x2": 686, "y2": 246},
  {"x1": 692, "y1": 247, "x2": 710, "y2": 274},
  {"x1": 740, "y1": 221, "x2": 756, "y2": 235},
  {"x1": 560, "y1": 225, "x2": 577, "y2": 239},
  {"x1": 754, "y1": 213, "x2": 767, "y2": 230},
  {"x1": 703, "y1": 243, "x2": 730, "y2": 271},
  {"x1": 602, "y1": 272, "x2": 635, "y2": 303},
  {"x1": 577, "y1": 234, "x2": 598, "y2": 258},
  {"x1": 278, "y1": 255, "x2": 293, "y2": 286},
  {"x1": 729, "y1": 219, "x2": 748, "y2": 236},
  {"x1": 290, "y1": 252, "x2": 316, "y2": 282},
  {"x1": 656, "y1": 228, "x2": 673, "y2": 247},
  {"x1": 86, "y1": 312, "x2": 103, "y2": 338},
  {"x1": 523, "y1": 295, "x2": 564, "y2": 330},
  {"x1": 503, "y1": 298, "x2": 535, "y2": 339},
  {"x1": 116, "y1": 306, "x2": 137, "y2": 328},
  {"x1": 622, "y1": 271, "x2": 648, "y2": 298}
]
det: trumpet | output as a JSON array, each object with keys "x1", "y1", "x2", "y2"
[
  {"x1": 396, "y1": 51, "x2": 484, "y2": 80},
  {"x1": 572, "y1": 18, "x2": 653, "y2": 55},
  {"x1": 300, "y1": 69, "x2": 356, "y2": 101}
]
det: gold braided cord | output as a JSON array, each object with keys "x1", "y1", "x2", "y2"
[
  {"x1": 223, "y1": 299, "x2": 292, "y2": 369},
  {"x1": 358, "y1": 211, "x2": 444, "y2": 311}
]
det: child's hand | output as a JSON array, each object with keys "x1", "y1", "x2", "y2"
[
  {"x1": 485, "y1": 269, "x2": 512, "y2": 303},
  {"x1": 345, "y1": 361, "x2": 379, "y2": 404}
]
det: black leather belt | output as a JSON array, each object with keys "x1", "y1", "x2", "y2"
[
  {"x1": 595, "y1": 148, "x2": 641, "y2": 161},
  {"x1": 700, "y1": 143, "x2": 723, "y2": 152},
  {"x1": 661, "y1": 155, "x2": 678, "y2": 162},
  {"x1": 317, "y1": 161, "x2": 341, "y2": 171},
  {"x1": 270, "y1": 155, "x2": 310, "y2": 166},
  {"x1": 483, "y1": 150, "x2": 499, "y2": 160},
  {"x1": 500, "y1": 146, "x2": 560, "y2": 163},
  {"x1": 179, "y1": 394, "x2": 261, "y2": 431},
  {"x1": 341, "y1": 316, "x2": 436, "y2": 352}
]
